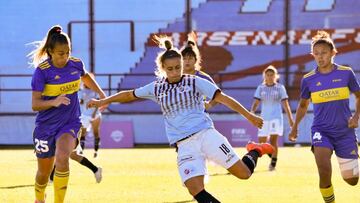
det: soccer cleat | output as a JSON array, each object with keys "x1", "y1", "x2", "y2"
[
  {"x1": 94, "y1": 167, "x2": 102, "y2": 183},
  {"x1": 34, "y1": 200, "x2": 45, "y2": 203},
  {"x1": 268, "y1": 164, "x2": 276, "y2": 171},
  {"x1": 94, "y1": 151, "x2": 98, "y2": 158},
  {"x1": 246, "y1": 141, "x2": 274, "y2": 157}
]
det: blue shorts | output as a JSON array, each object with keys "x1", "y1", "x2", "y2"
[
  {"x1": 311, "y1": 129, "x2": 359, "y2": 159},
  {"x1": 33, "y1": 123, "x2": 81, "y2": 158}
]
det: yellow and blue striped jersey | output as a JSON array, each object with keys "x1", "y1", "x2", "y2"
[
  {"x1": 301, "y1": 64, "x2": 360, "y2": 134},
  {"x1": 31, "y1": 57, "x2": 86, "y2": 131}
]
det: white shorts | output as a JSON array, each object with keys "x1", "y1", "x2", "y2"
[
  {"x1": 80, "y1": 114, "x2": 101, "y2": 131},
  {"x1": 176, "y1": 128, "x2": 240, "y2": 184},
  {"x1": 258, "y1": 119, "x2": 283, "y2": 137}
]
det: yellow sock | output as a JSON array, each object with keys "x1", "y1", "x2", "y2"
[
  {"x1": 35, "y1": 181, "x2": 47, "y2": 201},
  {"x1": 320, "y1": 185, "x2": 335, "y2": 203},
  {"x1": 54, "y1": 170, "x2": 70, "y2": 203}
]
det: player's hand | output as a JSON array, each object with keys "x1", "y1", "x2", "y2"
[
  {"x1": 288, "y1": 126, "x2": 298, "y2": 142},
  {"x1": 248, "y1": 113, "x2": 263, "y2": 129},
  {"x1": 348, "y1": 115, "x2": 359, "y2": 128},
  {"x1": 98, "y1": 93, "x2": 108, "y2": 112},
  {"x1": 87, "y1": 98, "x2": 102, "y2": 109},
  {"x1": 52, "y1": 94, "x2": 70, "y2": 107}
]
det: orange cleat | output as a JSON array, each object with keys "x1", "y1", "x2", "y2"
[{"x1": 246, "y1": 141, "x2": 274, "y2": 157}]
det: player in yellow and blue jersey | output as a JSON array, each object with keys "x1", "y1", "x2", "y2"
[
  {"x1": 289, "y1": 31, "x2": 360, "y2": 203},
  {"x1": 29, "y1": 25, "x2": 106, "y2": 203},
  {"x1": 87, "y1": 36, "x2": 274, "y2": 202}
]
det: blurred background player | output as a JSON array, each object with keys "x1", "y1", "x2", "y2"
[
  {"x1": 29, "y1": 25, "x2": 106, "y2": 203},
  {"x1": 49, "y1": 149, "x2": 103, "y2": 184},
  {"x1": 250, "y1": 65, "x2": 294, "y2": 171},
  {"x1": 78, "y1": 72, "x2": 102, "y2": 158},
  {"x1": 180, "y1": 31, "x2": 218, "y2": 110},
  {"x1": 289, "y1": 31, "x2": 360, "y2": 203},
  {"x1": 87, "y1": 36, "x2": 274, "y2": 203}
]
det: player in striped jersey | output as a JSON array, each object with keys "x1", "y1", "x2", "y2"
[
  {"x1": 87, "y1": 36, "x2": 274, "y2": 202},
  {"x1": 250, "y1": 65, "x2": 294, "y2": 171},
  {"x1": 289, "y1": 31, "x2": 360, "y2": 203},
  {"x1": 29, "y1": 25, "x2": 106, "y2": 203},
  {"x1": 181, "y1": 31, "x2": 217, "y2": 111}
]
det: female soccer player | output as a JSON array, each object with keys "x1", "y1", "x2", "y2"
[
  {"x1": 180, "y1": 32, "x2": 217, "y2": 110},
  {"x1": 78, "y1": 73, "x2": 102, "y2": 158},
  {"x1": 250, "y1": 65, "x2": 294, "y2": 171},
  {"x1": 29, "y1": 25, "x2": 106, "y2": 203},
  {"x1": 289, "y1": 31, "x2": 359, "y2": 203},
  {"x1": 87, "y1": 36, "x2": 274, "y2": 202}
]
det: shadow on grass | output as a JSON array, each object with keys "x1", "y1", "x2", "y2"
[{"x1": 0, "y1": 184, "x2": 33, "y2": 189}]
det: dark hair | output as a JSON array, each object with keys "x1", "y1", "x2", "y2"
[
  {"x1": 28, "y1": 25, "x2": 71, "y2": 67},
  {"x1": 311, "y1": 30, "x2": 337, "y2": 53},
  {"x1": 180, "y1": 31, "x2": 202, "y2": 71},
  {"x1": 153, "y1": 35, "x2": 182, "y2": 78}
]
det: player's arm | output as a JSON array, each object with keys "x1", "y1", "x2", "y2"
[
  {"x1": 204, "y1": 99, "x2": 218, "y2": 110},
  {"x1": 87, "y1": 90, "x2": 138, "y2": 109},
  {"x1": 348, "y1": 91, "x2": 360, "y2": 128},
  {"x1": 250, "y1": 98, "x2": 260, "y2": 113},
  {"x1": 32, "y1": 91, "x2": 70, "y2": 111},
  {"x1": 281, "y1": 99, "x2": 294, "y2": 127},
  {"x1": 213, "y1": 91, "x2": 263, "y2": 129},
  {"x1": 81, "y1": 73, "x2": 106, "y2": 99},
  {"x1": 288, "y1": 98, "x2": 309, "y2": 142}
]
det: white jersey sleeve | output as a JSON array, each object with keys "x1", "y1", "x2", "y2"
[
  {"x1": 195, "y1": 76, "x2": 220, "y2": 100},
  {"x1": 254, "y1": 85, "x2": 261, "y2": 99},
  {"x1": 280, "y1": 84, "x2": 288, "y2": 100},
  {"x1": 134, "y1": 82, "x2": 156, "y2": 102}
]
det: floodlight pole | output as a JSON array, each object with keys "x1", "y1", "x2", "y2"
[
  {"x1": 185, "y1": 0, "x2": 192, "y2": 33},
  {"x1": 89, "y1": 0, "x2": 95, "y2": 73}
]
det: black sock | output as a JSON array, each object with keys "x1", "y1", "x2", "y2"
[
  {"x1": 271, "y1": 157, "x2": 277, "y2": 167},
  {"x1": 241, "y1": 150, "x2": 260, "y2": 174},
  {"x1": 49, "y1": 165, "x2": 55, "y2": 181},
  {"x1": 80, "y1": 136, "x2": 86, "y2": 150},
  {"x1": 94, "y1": 137, "x2": 100, "y2": 152},
  {"x1": 194, "y1": 189, "x2": 220, "y2": 203},
  {"x1": 80, "y1": 157, "x2": 98, "y2": 173}
]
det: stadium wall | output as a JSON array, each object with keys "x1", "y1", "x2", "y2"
[{"x1": 1, "y1": 113, "x2": 358, "y2": 146}]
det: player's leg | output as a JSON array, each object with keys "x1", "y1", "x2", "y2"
[
  {"x1": 53, "y1": 132, "x2": 76, "y2": 203},
  {"x1": 91, "y1": 116, "x2": 101, "y2": 158},
  {"x1": 202, "y1": 128, "x2": 274, "y2": 179},
  {"x1": 177, "y1": 132, "x2": 220, "y2": 202},
  {"x1": 33, "y1": 130, "x2": 56, "y2": 203},
  {"x1": 313, "y1": 146, "x2": 334, "y2": 203},
  {"x1": 333, "y1": 132, "x2": 359, "y2": 186},
  {"x1": 184, "y1": 176, "x2": 220, "y2": 203},
  {"x1": 70, "y1": 151, "x2": 102, "y2": 183},
  {"x1": 79, "y1": 126, "x2": 87, "y2": 154},
  {"x1": 35, "y1": 157, "x2": 55, "y2": 203},
  {"x1": 269, "y1": 134, "x2": 279, "y2": 170}
]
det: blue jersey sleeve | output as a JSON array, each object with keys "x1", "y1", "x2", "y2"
[
  {"x1": 348, "y1": 69, "x2": 360, "y2": 92},
  {"x1": 195, "y1": 76, "x2": 219, "y2": 100},
  {"x1": 134, "y1": 82, "x2": 156, "y2": 101},
  {"x1": 254, "y1": 85, "x2": 261, "y2": 99},
  {"x1": 280, "y1": 84, "x2": 289, "y2": 100},
  {"x1": 300, "y1": 78, "x2": 310, "y2": 99},
  {"x1": 31, "y1": 68, "x2": 45, "y2": 92}
]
